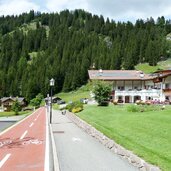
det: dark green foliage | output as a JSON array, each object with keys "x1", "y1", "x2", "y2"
[
  {"x1": 0, "y1": 10, "x2": 170, "y2": 99},
  {"x1": 11, "y1": 100, "x2": 21, "y2": 115},
  {"x1": 30, "y1": 93, "x2": 44, "y2": 107},
  {"x1": 93, "y1": 81, "x2": 111, "y2": 106},
  {"x1": 66, "y1": 101, "x2": 83, "y2": 112},
  {"x1": 127, "y1": 104, "x2": 161, "y2": 112}
]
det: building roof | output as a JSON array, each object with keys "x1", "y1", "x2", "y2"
[
  {"x1": 152, "y1": 69, "x2": 171, "y2": 79},
  {"x1": 44, "y1": 97, "x2": 61, "y2": 101},
  {"x1": 0, "y1": 97, "x2": 25, "y2": 103},
  {"x1": 88, "y1": 70, "x2": 154, "y2": 81},
  {"x1": 153, "y1": 69, "x2": 171, "y2": 74}
]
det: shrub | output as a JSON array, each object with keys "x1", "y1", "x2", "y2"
[
  {"x1": 66, "y1": 103, "x2": 74, "y2": 112},
  {"x1": 127, "y1": 104, "x2": 139, "y2": 112},
  {"x1": 66, "y1": 101, "x2": 83, "y2": 112},
  {"x1": 11, "y1": 100, "x2": 21, "y2": 115},
  {"x1": 127, "y1": 104, "x2": 161, "y2": 113},
  {"x1": 143, "y1": 104, "x2": 160, "y2": 112},
  {"x1": 53, "y1": 104, "x2": 59, "y2": 110},
  {"x1": 140, "y1": 101, "x2": 145, "y2": 105},
  {"x1": 93, "y1": 81, "x2": 111, "y2": 106},
  {"x1": 72, "y1": 107, "x2": 83, "y2": 113},
  {"x1": 113, "y1": 100, "x2": 118, "y2": 105},
  {"x1": 136, "y1": 100, "x2": 141, "y2": 105},
  {"x1": 30, "y1": 93, "x2": 44, "y2": 107},
  {"x1": 100, "y1": 101, "x2": 109, "y2": 106},
  {"x1": 145, "y1": 101, "x2": 151, "y2": 105}
]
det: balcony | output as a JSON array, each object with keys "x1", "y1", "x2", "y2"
[
  {"x1": 115, "y1": 89, "x2": 162, "y2": 97},
  {"x1": 163, "y1": 88, "x2": 171, "y2": 92}
]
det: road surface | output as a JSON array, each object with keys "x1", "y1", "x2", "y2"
[
  {"x1": 0, "y1": 107, "x2": 48, "y2": 171},
  {"x1": 0, "y1": 122, "x2": 16, "y2": 132}
]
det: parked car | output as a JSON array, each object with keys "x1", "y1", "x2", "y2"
[
  {"x1": 80, "y1": 98, "x2": 88, "y2": 104},
  {"x1": 57, "y1": 100, "x2": 66, "y2": 105}
]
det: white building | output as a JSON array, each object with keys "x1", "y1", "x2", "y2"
[{"x1": 88, "y1": 69, "x2": 171, "y2": 103}]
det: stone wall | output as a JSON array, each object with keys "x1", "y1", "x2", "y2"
[{"x1": 66, "y1": 111, "x2": 161, "y2": 171}]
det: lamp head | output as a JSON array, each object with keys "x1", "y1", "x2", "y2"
[{"x1": 50, "y1": 78, "x2": 55, "y2": 86}]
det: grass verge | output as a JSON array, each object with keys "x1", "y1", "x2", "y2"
[
  {"x1": 0, "y1": 111, "x2": 31, "y2": 117},
  {"x1": 77, "y1": 104, "x2": 171, "y2": 171}
]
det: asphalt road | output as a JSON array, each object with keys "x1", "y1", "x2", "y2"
[
  {"x1": 0, "y1": 122, "x2": 16, "y2": 132},
  {"x1": 0, "y1": 107, "x2": 47, "y2": 171},
  {"x1": 52, "y1": 110, "x2": 139, "y2": 171}
]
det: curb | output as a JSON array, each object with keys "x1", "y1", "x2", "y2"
[{"x1": 49, "y1": 123, "x2": 60, "y2": 171}]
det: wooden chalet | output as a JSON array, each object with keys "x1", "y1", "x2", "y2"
[{"x1": 0, "y1": 97, "x2": 27, "y2": 112}]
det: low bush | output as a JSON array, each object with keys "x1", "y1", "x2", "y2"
[
  {"x1": 136, "y1": 100, "x2": 145, "y2": 105},
  {"x1": 113, "y1": 100, "x2": 118, "y2": 105},
  {"x1": 127, "y1": 104, "x2": 161, "y2": 113},
  {"x1": 72, "y1": 107, "x2": 83, "y2": 113},
  {"x1": 127, "y1": 104, "x2": 139, "y2": 112},
  {"x1": 99, "y1": 101, "x2": 109, "y2": 106},
  {"x1": 136, "y1": 100, "x2": 141, "y2": 105},
  {"x1": 143, "y1": 105, "x2": 160, "y2": 112},
  {"x1": 66, "y1": 101, "x2": 83, "y2": 113},
  {"x1": 53, "y1": 104, "x2": 59, "y2": 110}
]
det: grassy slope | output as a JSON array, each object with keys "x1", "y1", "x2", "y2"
[
  {"x1": 57, "y1": 91, "x2": 90, "y2": 102},
  {"x1": 0, "y1": 111, "x2": 30, "y2": 117},
  {"x1": 135, "y1": 58, "x2": 171, "y2": 73},
  {"x1": 77, "y1": 104, "x2": 171, "y2": 171},
  {"x1": 57, "y1": 83, "x2": 92, "y2": 102}
]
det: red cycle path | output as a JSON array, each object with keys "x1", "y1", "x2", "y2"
[{"x1": 0, "y1": 107, "x2": 47, "y2": 171}]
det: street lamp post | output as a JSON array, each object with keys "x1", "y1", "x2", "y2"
[{"x1": 50, "y1": 78, "x2": 55, "y2": 124}]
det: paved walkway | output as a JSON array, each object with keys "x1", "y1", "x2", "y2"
[
  {"x1": 0, "y1": 114, "x2": 28, "y2": 122},
  {"x1": 52, "y1": 110, "x2": 139, "y2": 171}
]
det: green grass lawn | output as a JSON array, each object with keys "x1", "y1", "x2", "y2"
[
  {"x1": 0, "y1": 111, "x2": 31, "y2": 117},
  {"x1": 57, "y1": 83, "x2": 92, "y2": 102},
  {"x1": 77, "y1": 104, "x2": 171, "y2": 171},
  {"x1": 58, "y1": 91, "x2": 90, "y2": 102},
  {"x1": 135, "y1": 63, "x2": 162, "y2": 73},
  {"x1": 135, "y1": 58, "x2": 171, "y2": 74}
]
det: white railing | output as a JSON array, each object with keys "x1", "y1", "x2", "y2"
[{"x1": 115, "y1": 89, "x2": 162, "y2": 97}]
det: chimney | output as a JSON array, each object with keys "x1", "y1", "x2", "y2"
[
  {"x1": 99, "y1": 69, "x2": 103, "y2": 76},
  {"x1": 139, "y1": 71, "x2": 144, "y2": 78}
]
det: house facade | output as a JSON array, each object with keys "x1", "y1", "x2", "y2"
[
  {"x1": 44, "y1": 96, "x2": 62, "y2": 105},
  {"x1": 0, "y1": 97, "x2": 26, "y2": 112},
  {"x1": 88, "y1": 69, "x2": 171, "y2": 103}
]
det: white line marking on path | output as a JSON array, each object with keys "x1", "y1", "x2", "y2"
[
  {"x1": 20, "y1": 130, "x2": 28, "y2": 140},
  {"x1": 44, "y1": 110, "x2": 50, "y2": 171},
  {"x1": 72, "y1": 137, "x2": 82, "y2": 142},
  {"x1": 29, "y1": 122, "x2": 34, "y2": 127},
  {"x1": 0, "y1": 154, "x2": 11, "y2": 168}
]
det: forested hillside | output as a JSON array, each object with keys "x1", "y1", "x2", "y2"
[{"x1": 0, "y1": 10, "x2": 171, "y2": 100}]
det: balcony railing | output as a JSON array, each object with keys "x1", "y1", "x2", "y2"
[
  {"x1": 163, "y1": 88, "x2": 171, "y2": 92},
  {"x1": 114, "y1": 89, "x2": 162, "y2": 96}
]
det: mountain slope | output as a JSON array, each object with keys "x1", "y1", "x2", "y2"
[{"x1": 0, "y1": 10, "x2": 171, "y2": 100}]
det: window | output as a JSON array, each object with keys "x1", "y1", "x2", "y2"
[
  {"x1": 166, "y1": 96, "x2": 169, "y2": 100},
  {"x1": 118, "y1": 86, "x2": 124, "y2": 90},
  {"x1": 165, "y1": 83, "x2": 170, "y2": 89}
]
